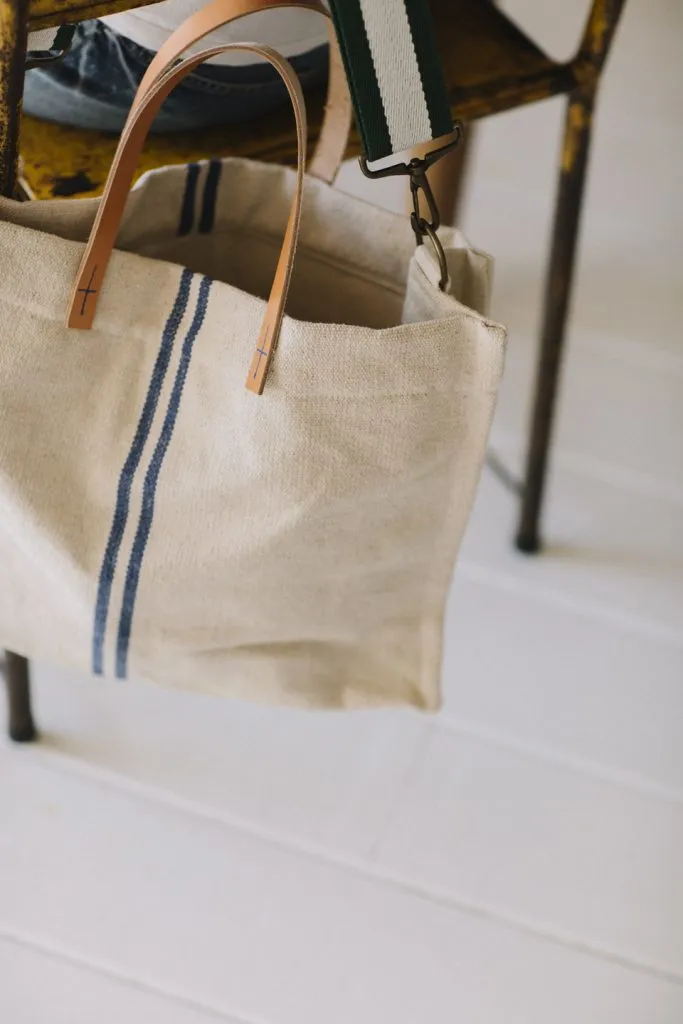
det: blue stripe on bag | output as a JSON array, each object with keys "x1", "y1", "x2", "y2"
[
  {"x1": 178, "y1": 163, "x2": 200, "y2": 236},
  {"x1": 199, "y1": 160, "x2": 222, "y2": 234},
  {"x1": 91, "y1": 268, "x2": 193, "y2": 676},
  {"x1": 114, "y1": 275, "x2": 213, "y2": 680}
]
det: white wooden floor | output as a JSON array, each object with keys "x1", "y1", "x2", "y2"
[{"x1": 2, "y1": 1, "x2": 682, "y2": 1021}]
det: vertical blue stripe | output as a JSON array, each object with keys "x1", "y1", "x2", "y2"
[
  {"x1": 115, "y1": 275, "x2": 213, "y2": 679},
  {"x1": 199, "y1": 159, "x2": 222, "y2": 234},
  {"x1": 178, "y1": 163, "x2": 200, "y2": 236},
  {"x1": 91, "y1": 268, "x2": 193, "y2": 676}
]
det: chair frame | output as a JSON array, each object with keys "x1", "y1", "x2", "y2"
[{"x1": 1, "y1": 0, "x2": 627, "y2": 741}]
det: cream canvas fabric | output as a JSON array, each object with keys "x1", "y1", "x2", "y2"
[{"x1": 0, "y1": 158, "x2": 505, "y2": 709}]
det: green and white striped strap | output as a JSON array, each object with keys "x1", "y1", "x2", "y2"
[{"x1": 328, "y1": 0, "x2": 453, "y2": 163}]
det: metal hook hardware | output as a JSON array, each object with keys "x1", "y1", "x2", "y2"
[{"x1": 359, "y1": 125, "x2": 463, "y2": 292}]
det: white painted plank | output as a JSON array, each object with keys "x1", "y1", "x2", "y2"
[
  {"x1": 490, "y1": 322, "x2": 683, "y2": 497},
  {"x1": 375, "y1": 725, "x2": 683, "y2": 977},
  {"x1": 442, "y1": 575, "x2": 683, "y2": 796},
  {"x1": 0, "y1": 936, "x2": 228, "y2": 1024},
  {"x1": 1, "y1": 752, "x2": 681, "y2": 1024},
  {"x1": 29, "y1": 661, "x2": 427, "y2": 861},
  {"x1": 29, "y1": 592, "x2": 683, "y2": 843},
  {"x1": 460, "y1": 467, "x2": 683, "y2": 640}
]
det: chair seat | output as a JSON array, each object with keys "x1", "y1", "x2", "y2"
[
  {"x1": 22, "y1": 0, "x2": 574, "y2": 200},
  {"x1": 433, "y1": 0, "x2": 573, "y2": 118},
  {"x1": 29, "y1": 0, "x2": 158, "y2": 24},
  {"x1": 20, "y1": 89, "x2": 339, "y2": 200}
]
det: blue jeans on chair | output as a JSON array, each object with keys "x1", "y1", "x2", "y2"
[{"x1": 24, "y1": 20, "x2": 329, "y2": 134}]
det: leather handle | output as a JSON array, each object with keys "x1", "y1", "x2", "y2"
[
  {"x1": 66, "y1": 0, "x2": 352, "y2": 393},
  {"x1": 130, "y1": 0, "x2": 350, "y2": 184},
  {"x1": 67, "y1": 42, "x2": 307, "y2": 396}
]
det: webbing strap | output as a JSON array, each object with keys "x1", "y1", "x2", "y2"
[{"x1": 328, "y1": 0, "x2": 452, "y2": 162}]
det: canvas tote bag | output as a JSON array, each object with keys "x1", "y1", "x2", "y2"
[{"x1": 0, "y1": 0, "x2": 506, "y2": 710}]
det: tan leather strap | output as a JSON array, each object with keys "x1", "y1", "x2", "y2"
[
  {"x1": 67, "y1": 42, "x2": 307, "y2": 396},
  {"x1": 131, "y1": 0, "x2": 350, "y2": 185}
]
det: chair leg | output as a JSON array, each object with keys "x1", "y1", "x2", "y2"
[
  {"x1": 516, "y1": 86, "x2": 596, "y2": 553},
  {"x1": 4, "y1": 653, "x2": 36, "y2": 743},
  {"x1": 0, "y1": 0, "x2": 28, "y2": 197},
  {"x1": 1, "y1": 2, "x2": 36, "y2": 743}
]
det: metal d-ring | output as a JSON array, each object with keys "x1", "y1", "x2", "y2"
[{"x1": 414, "y1": 218, "x2": 449, "y2": 291}]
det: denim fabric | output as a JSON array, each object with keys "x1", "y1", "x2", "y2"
[{"x1": 23, "y1": 20, "x2": 329, "y2": 134}]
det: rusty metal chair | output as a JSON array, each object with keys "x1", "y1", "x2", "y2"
[{"x1": 1, "y1": 0, "x2": 627, "y2": 742}]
